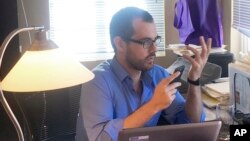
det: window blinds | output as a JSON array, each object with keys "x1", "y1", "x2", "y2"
[
  {"x1": 233, "y1": 0, "x2": 250, "y2": 37},
  {"x1": 49, "y1": 0, "x2": 165, "y2": 55}
]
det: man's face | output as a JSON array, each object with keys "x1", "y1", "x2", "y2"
[{"x1": 125, "y1": 18, "x2": 159, "y2": 71}]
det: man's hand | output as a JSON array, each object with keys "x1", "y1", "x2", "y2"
[
  {"x1": 123, "y1": 72, "x2": 181, "y2": 129},
  {"x1": 148, "y1": 71, "x2": 182, "y2": 112},
  {"x1": 183, "y1": 36, "x2": 212, "y2": 81}
]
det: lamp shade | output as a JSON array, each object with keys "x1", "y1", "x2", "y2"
[
  {"x1": 1, "y1": 49, "x2": 94, "y2": 92},
  {"x1": 1, "y1": 30, "x2": 94, "y2": 92}
]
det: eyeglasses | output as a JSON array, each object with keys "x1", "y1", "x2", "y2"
[{"x1": 125, "y1": 36, "x2": 161, "y2": 49}]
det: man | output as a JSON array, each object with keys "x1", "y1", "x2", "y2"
[{"x1": 76, "y1": 7, "x2": 211, "y2": 141}]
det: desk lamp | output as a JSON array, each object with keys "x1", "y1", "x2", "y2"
[{"x1": 0, "y1": 26, "x2": 95, "y2": 141}]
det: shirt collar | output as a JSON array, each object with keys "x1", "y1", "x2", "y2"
[
  {"x1": 110, "y1": 57, "x2": 153, "y2": 85},
  {"x1": 141, "y1": 69, "x2": 153, "y2": 86},
  {"x1": 110, "y1": 57, "x2": 129, "y2": 82}
]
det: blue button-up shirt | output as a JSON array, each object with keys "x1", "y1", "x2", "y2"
[{"x1": 76, "y1": 58, "x2": 206, "y2": 141}]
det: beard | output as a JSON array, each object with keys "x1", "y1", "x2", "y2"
[{"x1": 125, "y1": 52, "x2": 156, "y2": 71}]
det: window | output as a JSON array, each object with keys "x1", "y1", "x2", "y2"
[
  {"x1": 49, "y1": 0, "x2": 165, "y2": 61},
  {"x1": 233, "y1": 0, "x2": 250, "y2": 59}
]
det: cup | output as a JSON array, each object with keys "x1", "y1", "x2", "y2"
[{"x1": 216, "y1": 104, "x2": 235, "y2": 141}]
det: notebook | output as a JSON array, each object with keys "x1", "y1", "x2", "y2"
[{"x1": 118, "y1": 121, "x2": 222, "y2": 141}]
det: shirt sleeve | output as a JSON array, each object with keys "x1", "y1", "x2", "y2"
[
  {"x1": 161, "y1": 91, "x2": 206, "y2": 124},
  {"x1": 79, "y1": 75, "x2": 124, "y2": 141}
]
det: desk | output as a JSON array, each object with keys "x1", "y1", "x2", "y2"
[
  {"x1": 205, "y1": 107, "x2": 227, "y2": 141},
  {"x1": 205, "y1": 106, "x2": 239, "y2": 141}
]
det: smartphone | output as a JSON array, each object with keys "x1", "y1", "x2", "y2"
[{"x1": 170, "y1": 65, "x2": 185, "y2": 84}]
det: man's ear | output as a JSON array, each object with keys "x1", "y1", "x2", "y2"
[{"x1": 114, "y1": 36, "x2": 126, "y2": 52}]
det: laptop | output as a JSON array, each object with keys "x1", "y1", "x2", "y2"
[{"x1": 118, "y1": 120, "x2": 222, "y2": 141}]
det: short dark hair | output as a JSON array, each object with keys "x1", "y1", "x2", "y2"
[{"x1": 109, "y1": 7, "x2": 154, "y2": 52}]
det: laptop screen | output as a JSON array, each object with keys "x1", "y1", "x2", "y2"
[{"x1": 118, "y1": 121, "x2": 221, "y2": 141}]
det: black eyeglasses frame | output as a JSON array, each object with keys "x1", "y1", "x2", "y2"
[{"x1": 124, "y1": 36, "x2": 162, "y2": 49}]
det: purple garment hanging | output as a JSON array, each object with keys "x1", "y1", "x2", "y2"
[
  {"x1": 174, "y1": 0, "x2": 224, "y2": 47},
  {"x1": 174, "y1": 0, "x2": 195, "y2": 43}
]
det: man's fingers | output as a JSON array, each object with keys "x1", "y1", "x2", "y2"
[
  {"x1": 167, "y1": 88, "x2": 178, "y2": 96},
  {"x1": 199, "y1": 36, "x2": 206, "y2": 47},
  {"x1": 200, "y1": 36, "x2": 212, "y2": 57},
  {"x1": 159, "y1": 71, "x2": 180, "y2": 86},
  {"x1": 171, "y1": 94, "x2": 176, "y2": 102},
  {"x1": 206, "y1": 38, "x2": 212, "y2": 53},
  {"x1": 186, "y1": 45, "x2": 200, "y2": 55},
  {"x1": 207, "y1": 38, "x2": 212, "y2": 46},
  {"x1": 201, "y1": 36, "x2": 212, "y2": 49}
]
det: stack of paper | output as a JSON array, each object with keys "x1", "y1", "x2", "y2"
[
  {"x1": 204, "y1": 81, "x2": 229, "y2": 95},
  {"x1": 167, "y1": 44, "x2": 227, "y2": 56},
  {"x1": 201, "y1": 92, "x2": 220, "y2": 108},
  {"x1": 202, "y1": 81, "x2": 230, "y2": 108},
  {"x1": 167, "y1": 44, "x2": 201, "y2": 56}
]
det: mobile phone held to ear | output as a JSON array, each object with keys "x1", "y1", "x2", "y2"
[{"x1": 170, "y1": 65, "x2": 185, "y2": 84}]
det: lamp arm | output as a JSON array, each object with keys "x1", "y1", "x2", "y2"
[
  {"x1": 0, "y1": 26, "x2": 44, "y2": 141},
  {"x1": 0, "y1": 26, "x2": 44, "y2": 65}
]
